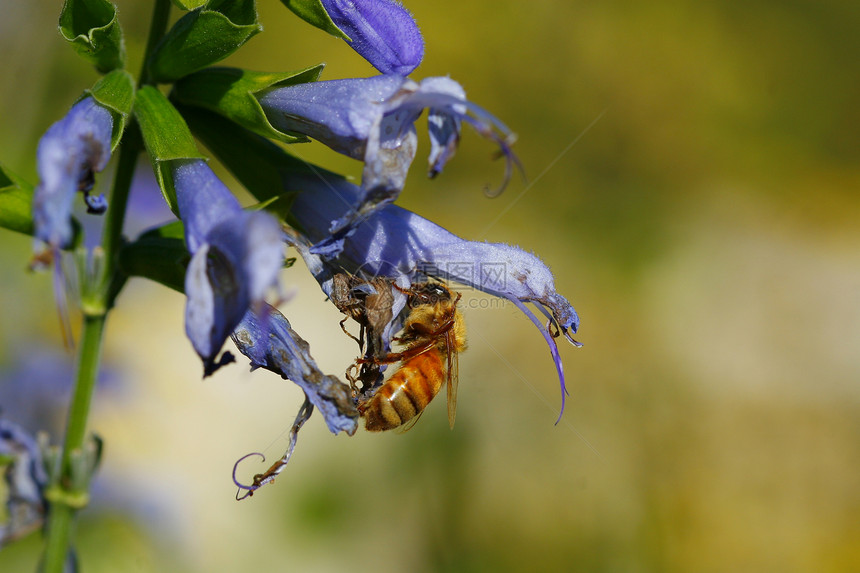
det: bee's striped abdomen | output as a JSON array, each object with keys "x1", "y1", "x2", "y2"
[{"x1": 362, "y1": 350, "x2": 444, "y2": 431}]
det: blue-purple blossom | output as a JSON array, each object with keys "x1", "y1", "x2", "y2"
[
  {"x1": 173, "y1": 160, "x2": 284, "y2": 374},
  {"x1": 0, "y1": 419, "x2": 47, "y2": 547},
  {"x1": 33, "y1": 96, "x2": 113, "y2": 250},
  {"x1": 0, "y1": 348, "x2": 123, "y2": 438},
  {"x1": 258, "y1": 75, "x2": 519, "y2": 255},
  {"x1": 123, "y1": 164, "x2": 174, "y2": 238},
  {"x1": 283, "y1": 170, "x2": 580, "y2": 420},
  {"x1": 231, "y1": 305, "x2": 359, "y2": 435},
  {"x1": 259, "y1": 75, "x2": 411, "y2": 162},
  {"x1": 321, "y1": 0, "x2": 424, "y2": 76}
]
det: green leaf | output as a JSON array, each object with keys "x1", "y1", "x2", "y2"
[
  {"x1": 85, "y1": 69, "x2": 135, "y2": 150},
  {"x1": 134, "y1": 86, "x2": 205, "y2": 215},
  {"x1": 178, "y1": 103, "x2": 340, "y2": 211},
  {"x1": 171, "y1": 65, "x2": 324, "y2": 144},
  {"x1": 148, "y1": 0, "x2": 263, "y2": 83},
  {"x1": 250, "y1": 194, "x2": 297, "y2": 224},
  {"x1": 171, "y1": 0, "x2": 206, "y2": 9},
  {"x1": 0, "y1": 164, "x2": 82, "y2": 244},
  {"x1": 118, "y1": 221, "x2": 189, "y2": 293},
  {"x1": 280, "y1": 0, "x2": 349, "y2": 40},
  {"x1": 59, "y1": 0, "x2": 126, "y2": 73},
  {"x1": 0, "y1": 164, "x2": 36, "y2": 236},
  {"x1": 134, "y1": 87, "x2": 201, "y2": 162}
]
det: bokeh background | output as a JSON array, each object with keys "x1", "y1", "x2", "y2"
[{"x1": 2, "y1": 1, "x2": 859, "y2": 571}]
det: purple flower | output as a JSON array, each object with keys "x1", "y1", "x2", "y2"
[
  {"x1": 0, "y1": 348, "x2": 121, "y2": 438},
  {"x1": 231, "y1": 305, "x2": 359, "y2": 435},
  {"x1": 124, "y1": 165, "x2": 176, "y2": 238},
  {"x1": 0, "y1": 419, "x2": 47, "y2": 547},
  {"x1": 32, "y1": 96, "x2": 113, "y2": 250},
  {"x1": 258, "y1": 75, "x2": 519, "y2": 255},
  {"x1": 321, "y1": 0, "x2": 424, "y2": 76},
  {"x1": 173, "y1": 160, "x2": 284, "y2": 374},
  {"x1": 284, "y1": 170, "x2": 580, "y2": 421}
]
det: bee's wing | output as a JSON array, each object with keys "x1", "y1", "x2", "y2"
[
  {"x1": 397, "y1": 409, "x2": 425, "y2": 433},
  {"x1": 446, "y1": 330, "x2": 459, "y2": 429}
]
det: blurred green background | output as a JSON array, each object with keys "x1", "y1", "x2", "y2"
[{"x1": 1, "y1": 1, "x2": 859, "y2": 571}]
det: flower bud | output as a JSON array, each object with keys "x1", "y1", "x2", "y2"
[{"x1": 322, "y1": 0, "x2": 424, "y2": 76}]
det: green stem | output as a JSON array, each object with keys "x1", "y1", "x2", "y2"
[
  {"x1": 61, "y1": 317, "x2": 106, "y2": 469},
  {"x1": 103, "y1": 0, "x2": 172, "y2": 285},
  {"x1": 40, "y1": 1, "x2": 173, "y2": 569},
  {"x1": 102, "y1": 126, "x2": 140, "y2": 263},
  {"x1": 139, "y1": 0, "x2": 173, "y2": 87},
  {"x1": 101, "y1": 123, "x2": 141, "y2": 309},
  {"x1": 40, "y1": 503, "x2": 73, "y2": 572},
  {"x1": 41, "y1": 316, "x2": 106, "y2": 572}
]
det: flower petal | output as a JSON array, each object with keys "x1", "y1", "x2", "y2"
[
  {"x1": 231, "y1": 305, "x2": 359, "y2": 435},
  {"x1": 397, "y1": 77, "x2": 521, "y2": 196},
  {"x1": 287, "y1": 172, "x2": 580, "y2": 416},
  {"x1": 260, "y1": 76, "x2": 520, "y2": 256},
  {"x1": 258, "y1": 75, "x2": 409, "y2": 160},
  {"x1": 33, "y1": 97, "x2": 113, "y2": 249},
  {"x1": 184, "y1": 211, "x2": 283, "y2": 368},
  {"x1": 185, "y1": 241, "x2": 242, "y2": 363},
  {"x1": 0, "y1": 418, "x2": 47, "y2": 546},
  {"x1": 258, "y1": 75, "x2": 516, "y2": 194},
  {"x1": 173, "y1": 159, "x2": 242, "y2": 253},
  {"x1": 425, "y1": 80, "x2": 465, "y2": 178},
  {"x1": 322, "y1": 0, "x2": 424, "y2": 76},
  {"x1": 174, "y1": 160, "x2": 284, "y2": 370}
]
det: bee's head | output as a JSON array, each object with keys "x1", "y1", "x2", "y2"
[{"x1": 407, "y1": 282, "x2": 452, "y2": 307}]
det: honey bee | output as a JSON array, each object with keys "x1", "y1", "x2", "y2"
[{"x1": 358, "y1": 282, "x2": 466, "y2": 432}]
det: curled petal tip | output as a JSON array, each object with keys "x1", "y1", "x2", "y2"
[
  {"x1": 566, "y1": 333, "x2": 584, "y2": 348},
  {"x1": 482, "y1": 135, "x2": 524, "y2": 198},
  {"x1": 233, "y1": 452, "x2": 266, "y2": 500},
  {"x1": 505, "y1": 297, "x2": 569, "y2": 420}
]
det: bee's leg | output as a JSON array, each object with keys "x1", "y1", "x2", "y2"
[
  {"x1": 410, "y1": 316, "x2": 456, "y2": 339},
  {"x1": 339, "y1": 316, "x2": 362, "y2": 348},
  {"x1": 391, "y1": 282, "x2": 413, "y2": 296},
  {"x1": 357, "y1": 339, "x2": 437, "y2": 366},
  {"x1": 357, "y1": 361, "x2": 382, "y2": 395},
  {"x1": 345, "y1": 361, "x2": 362, "y2": 392}
]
